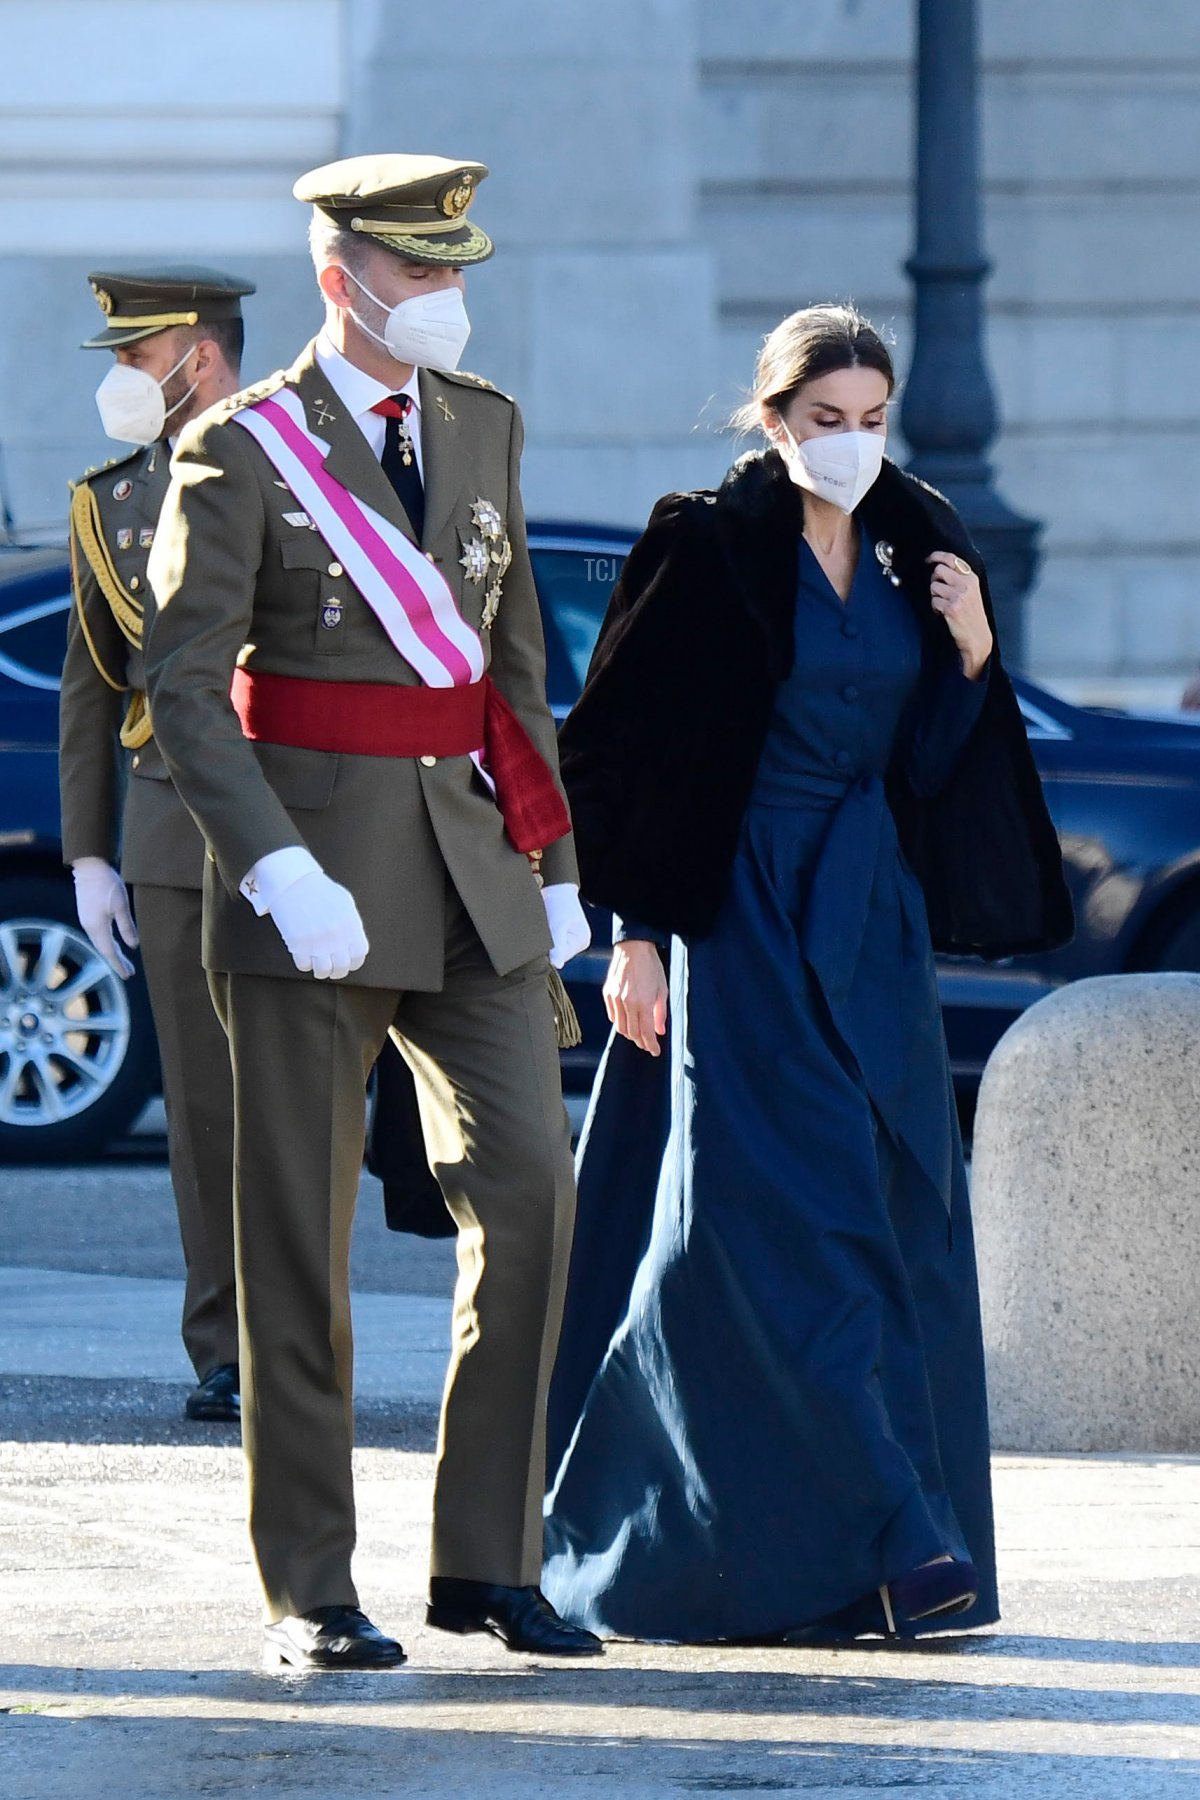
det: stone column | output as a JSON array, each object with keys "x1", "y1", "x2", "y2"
[{"x1": 344, "y1": 0, "x2": 724, "y2": 528}]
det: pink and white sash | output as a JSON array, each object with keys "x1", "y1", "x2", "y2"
[{"x1": 233, "y1": 387, "x2": 485, "y2": 690}]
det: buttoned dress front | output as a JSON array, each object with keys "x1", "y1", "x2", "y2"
[{"x1": 542, "y1": 524, "x2": 998, "y2": 1643}]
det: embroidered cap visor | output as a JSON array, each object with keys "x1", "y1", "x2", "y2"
[
  {"x1": 295, "y1": 153, "x2": 494, "y2": 267},
  {"x1": 82, "y1": 264, "x2": 256, "y2": 349}
]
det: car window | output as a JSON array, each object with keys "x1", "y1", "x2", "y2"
[
  {"x1": 0, "y1": 593, "x2": 71, "y2": 690},
  {"x1": 530, "y1": 548, "x2": 625, "y2": 696}
]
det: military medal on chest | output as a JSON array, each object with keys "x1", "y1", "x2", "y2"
[
  {"x1": 458, "y1": 495, "x2": 513, "y2": 629},
  {"x1": 395, "y1": 409, "x2": 416, "y2": 468}
]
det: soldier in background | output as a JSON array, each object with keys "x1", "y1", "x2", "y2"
[{"x1": 60, "y1": 268, "x2": 254, "y2": 1422}]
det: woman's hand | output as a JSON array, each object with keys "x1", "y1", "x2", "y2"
[
  {"x1": 927, "y1": 552, "x2": 993, "y2": 680},
  {"x1": 603, "y1": 940, "x2": 669, "y2": 1057}
]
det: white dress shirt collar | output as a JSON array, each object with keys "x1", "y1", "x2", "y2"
[
  {"x1": 313, "y1": 332, "x2": 422, "y2": 468},
  {"x1": 314, "y1": 332, "x2": 419, "y2": 420}
]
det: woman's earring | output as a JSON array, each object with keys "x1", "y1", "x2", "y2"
[{"x1": 875, "y1": 540, "x2": 902, "y2": 588}]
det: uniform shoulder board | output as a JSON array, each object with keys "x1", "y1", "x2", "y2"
[
  {"x1": 71, "y1": 444, "x2": 143, "y2": 490},
  {"x1": 440, "y1": 368, "x2": 512, "y2": 401},
  {"x1": 218, "y1": 369, "x2": 288, "y2": 418}
]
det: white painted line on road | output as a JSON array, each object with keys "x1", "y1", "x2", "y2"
[{"x1": 0, "y1": 1267, "x2": 451, "y2": 1404}]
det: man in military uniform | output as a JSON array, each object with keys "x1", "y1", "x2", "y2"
[
  {"x1": 145, "y1": 156, "x2": 598, "y2": 1670},
  {"x1": 61, "y1": 268, "x2": 255, "y2": 1423}
]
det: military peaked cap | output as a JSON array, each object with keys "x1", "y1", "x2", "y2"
[
  {"x1": 82, "y1": 265, "x2": 257, "y2": 349},
  {"x1": 295, "y1": 154, "x2": 493, "y2": 266}
]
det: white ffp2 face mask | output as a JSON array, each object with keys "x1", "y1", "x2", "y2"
[
  {"x1": 94, "y1": 345, "x2": 198, "y2": 445},
  {"x1": 343, "y1": 271, "x2": 471, "y2": 370},
  {"x1": 783, "y1": 427, "x2": 886, "y2": 514}
]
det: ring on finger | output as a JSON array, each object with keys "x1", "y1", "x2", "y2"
[{"x1": 952, "y1": 556, "x2": 971, "y2": 575}]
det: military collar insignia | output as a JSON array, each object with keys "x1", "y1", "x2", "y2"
[{"x1": 113, "y1": 479, "x2": 133, "y2": 500}]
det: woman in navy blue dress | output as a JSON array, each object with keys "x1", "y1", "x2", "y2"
[{"x1": 542, "y1": 306, "x2": 1072, "y2": 1644}]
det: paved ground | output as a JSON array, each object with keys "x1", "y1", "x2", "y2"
[{"x1": 3, "y1": 1151, "x2": 1200, "y2": 1797}]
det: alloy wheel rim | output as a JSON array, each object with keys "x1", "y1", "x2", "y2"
[{"x1": 0, "y1": 918, "x2": 131, "y2": 1129}]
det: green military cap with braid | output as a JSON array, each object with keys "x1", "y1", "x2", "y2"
[{"x1": 82, "y1": 265, "x2": 257, "y2": 350}]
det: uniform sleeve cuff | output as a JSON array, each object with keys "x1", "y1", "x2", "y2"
[{"x1": 239, "y1": 846, "x2": 321, "y2": 916}]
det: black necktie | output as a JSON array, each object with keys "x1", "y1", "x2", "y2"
[{"x1": 374, "y1": 394, "x2": 425, "y2": 542}]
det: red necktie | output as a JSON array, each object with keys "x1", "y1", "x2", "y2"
[{"x1": 372, "y1": 394, "x2": 424, "y2": 540}]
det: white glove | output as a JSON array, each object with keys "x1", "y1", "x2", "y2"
[
  {"x1": 542, "y1": 882, "x2": 591, "y2": 970},
  {"x1": 72, "y1": 857, "x2": 138, "y2": 979},
  {"x1": 267, "y1": 869, "x2": 369, "y2": 980}
]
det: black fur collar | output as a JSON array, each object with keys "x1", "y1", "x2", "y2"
[{"x1": 706, "y1": 448, "x2": 984, "y2": 680}]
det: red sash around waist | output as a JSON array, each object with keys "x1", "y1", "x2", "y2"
[{"x1": 230, "y1": 666, "x2": 571, "y2": 854}]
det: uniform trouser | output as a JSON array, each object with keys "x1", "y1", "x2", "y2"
[
  {"x1": 208, "y1": 890, "x2": 577, "y2": 1623},
  {"x1": 133, "y1": 883, "x2": 238, "y2": 1381}
]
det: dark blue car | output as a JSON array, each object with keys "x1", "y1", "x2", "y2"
[{"x1": 3, "y1": 531, "x2": 1200, "y2": 1158}]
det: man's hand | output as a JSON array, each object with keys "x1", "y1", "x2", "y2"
[
  {"x1": 267, "y1": 869, "x2": 369, "y2": 980},
  {"x1": 542, "y1": 883, "x2": 591, "y2": 970},
  {"x1": 72, "y1": 857, "x2": 138, "y2": 979},
  {"x1": 603, "y1": 940, "x2": 668, "y2": 1057}
]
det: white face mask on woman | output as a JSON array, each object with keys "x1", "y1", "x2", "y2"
[
  {"x1": 342, "y1": 270, "x2": 471, "y2": 371},
  {"x1": 94, "y1": 345, "x2": 199, "y2": 445},
  {"x1": 782, "y1": 427, "x2": 886, "y2": 514}
]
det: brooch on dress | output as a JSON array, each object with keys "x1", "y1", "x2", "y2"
[{"x1": 874, "y1": 540, "x2": 902, "y2": 588}]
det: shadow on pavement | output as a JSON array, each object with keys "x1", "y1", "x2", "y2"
[
  {"x1": 4, "y1": 1669, "x2": 1200, "y2": 1800},
  {"x1": 0, "y1": 1375, "x2": 438, "y2": 1450},
  {"x1": 4, "y1": 1658, "x2": 1200, "y2": 1727}
]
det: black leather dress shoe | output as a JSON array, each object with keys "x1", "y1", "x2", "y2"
[
  {"x1": 263, "y1": 1606, "x2": 406, "y2": 1671},
  {"x1": 184, "y1": 1363, "x2": 239, "y2": 1422},
  {"x1": 427, "y1": 1578, "x2": 603, "y2": 1655}
]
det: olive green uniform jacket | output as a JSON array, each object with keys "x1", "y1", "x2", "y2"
[
  {"x1": 145, "y1": 340, "x2": 576, "y2": 987},
  {"x1": 60, "y1": 443, "x2": 205, "y2": 888}
]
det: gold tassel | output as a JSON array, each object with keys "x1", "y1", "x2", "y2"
[
  {"x1": 70, "y1": 480, "x2": 144, "y2": 647},
  {"x1": 548, "y1": 965, "x2": 582, "y2": 1050},
  {"x1": 118, "y1": 691, "x2": 154, "y2": 749}
]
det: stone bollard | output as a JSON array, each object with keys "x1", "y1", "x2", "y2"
[{"x1": 971, "y1": 972, "x2": 1200, "y2": 1453}]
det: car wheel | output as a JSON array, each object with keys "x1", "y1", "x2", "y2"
[
  {"x1": 1153, "y1": 907, "x2": 1200, "y2": 974},
  {"x1": 0, "y1": 876, "x2": 159, "y2": 1162}
]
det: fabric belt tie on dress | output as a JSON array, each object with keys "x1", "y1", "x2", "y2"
[
  {"x1": 758, "y1": 768, "x2": 954, "y2": 1217},
  {"x1": 230, "y1": 665, "x2": 571, "y2": 855}
]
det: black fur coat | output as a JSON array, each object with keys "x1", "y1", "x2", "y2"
[{"x1": 558, "y1": 449, "x2": 1073, "y2": 957}]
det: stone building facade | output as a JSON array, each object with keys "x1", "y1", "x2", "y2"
[{"x1": 2, "y1": 0, "x2": 1198, "y2": 699}]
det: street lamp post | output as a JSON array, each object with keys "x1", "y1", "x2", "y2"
[{"x1": 900, "y1": 0, "x2": 1040, "y2": 667}]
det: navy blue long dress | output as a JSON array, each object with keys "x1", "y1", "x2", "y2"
[{"x1": 542, "y1": 524, "x2": 999, "y2": 1643}]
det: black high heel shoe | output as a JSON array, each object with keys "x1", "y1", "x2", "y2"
[{"x1": 879, "y1": 1556, "x2": 978, "y2": 1635}]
